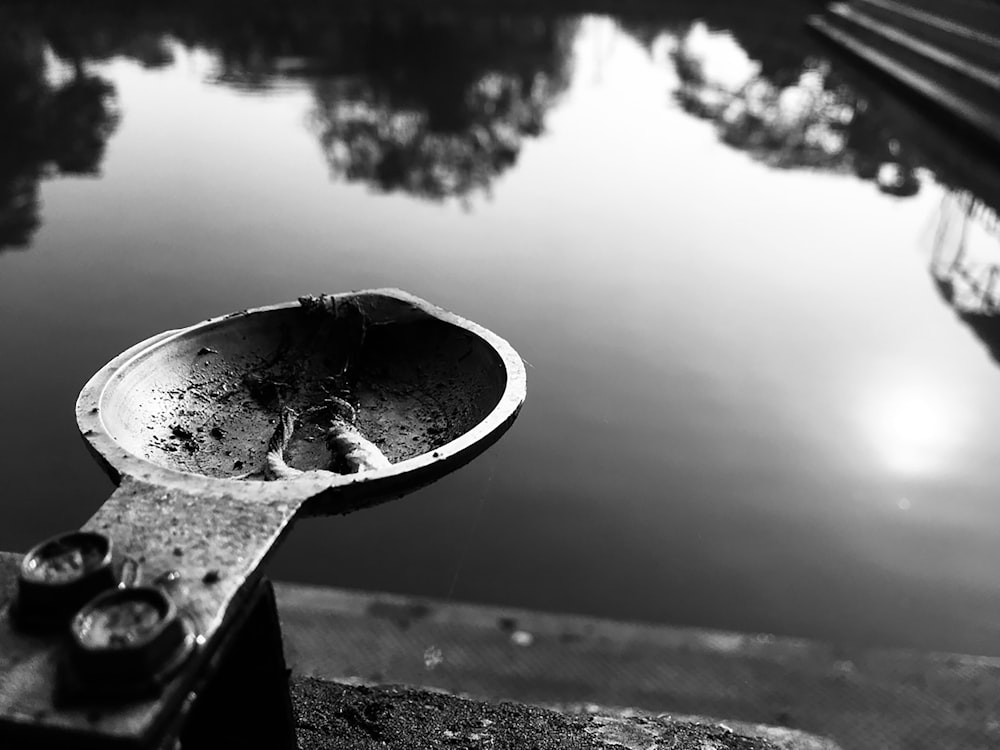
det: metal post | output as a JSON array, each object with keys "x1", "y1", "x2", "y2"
[{"x1": 178, "y1": 579, "x2": 296, "y2": 750}]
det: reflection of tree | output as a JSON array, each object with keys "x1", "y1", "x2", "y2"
[
  {"x1": 188, "y1": 10, "x2": 576, "y2": 200},
  {"x1": 0, "y1": 17, "x2": 119, "y2": 251},
  {"x1": 619, "y1": 3, "x2": 1000, "y2": 215},
  {"x1": 39, "y1": 5, "x2": 577, "y2": 202},
  {"x1": 669, "y1": 23, "x2": 920, "y2": 197},
  {"x1": 617, "y1": 2, "x2": 927, "y2": 199},
  {"x1": 0, "y1": 5, "x2": 576, "y2": 247},
  {"x1": 308, "y1": 16, "x2": 574, "y2": 200}
]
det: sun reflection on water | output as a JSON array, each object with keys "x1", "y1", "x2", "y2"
[{"x1": 861, "y1": 379, "x2": 968, "y2": 478}]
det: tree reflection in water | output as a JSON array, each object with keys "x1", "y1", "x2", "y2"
[
  {"x1": 308, "y1": 17, "x2": 574, "y2": 201},
  {"x1": 667, "y1": 21, "x2": 920, "y2": 197},
  {"x1": 1, "y1": 1, "x2": 995, "y2": 249},
  {"x1": 165, "y1": 10, "x2": 576, "y2": 199},
  {"x1": 0, "y1": 6, "x2": 577, "y2": 249},
  {"x1": 0, "y1": 19, "x2": 119, "y2": 251}
]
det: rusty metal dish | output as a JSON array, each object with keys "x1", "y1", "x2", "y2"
[{"x1": 77, "y1": 288, "x2": 526, "y2": 516}]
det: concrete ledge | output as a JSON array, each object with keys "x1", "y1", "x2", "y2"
[
  {"x1": 292, "y1": 678, "x2": 839, "y2": 750},
  {"x1": 277, "y1": 583, "x2": 1000, "y2": 750}
]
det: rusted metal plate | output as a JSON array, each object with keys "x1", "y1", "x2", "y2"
[
  {"x1": 0, "y1": 492, "x2": 296, "y2": 748},
  {"x1": 0, "y1": 550, "x2": 169, "y2": 748},
  {"x1": 0, "y1": 289, "x2": 526, "y2": 747},
  {"x1": 84, "y1": 479, "x2": 300, "y2": 639}
]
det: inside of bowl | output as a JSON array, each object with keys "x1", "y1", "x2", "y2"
[{"x1": 98, "y1": 300, "x2": 506, "y2": 479}]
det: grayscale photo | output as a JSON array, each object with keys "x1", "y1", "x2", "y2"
[{"x1": 0, "y1": 0, "x2": 998, "y2": 747}]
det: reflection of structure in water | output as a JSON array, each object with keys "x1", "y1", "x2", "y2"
[{"x1": 930, "y1": 193, "x2": 1000, "y2": 364}]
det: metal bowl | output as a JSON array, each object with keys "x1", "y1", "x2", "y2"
[{"x1": 76, "y1": 288, "x2": 526, "y2": 515}]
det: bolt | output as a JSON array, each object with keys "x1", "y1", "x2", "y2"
[
  {"x1": 15, "y1": 531, "x2": 117, "y2": 631},
  {"x1": 67, "y1": 586, "x2": 195, "y2": 696}
]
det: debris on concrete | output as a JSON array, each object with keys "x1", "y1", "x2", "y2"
[{"x1": 291, "y1": 678, "x2": 837, "y2": 750}]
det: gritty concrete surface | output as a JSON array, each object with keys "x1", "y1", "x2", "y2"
[
  {"x1": 278, "y1": 583, "x2": 1000, "y2": 750},
  {"x1": 292, "y1": 678, "x2": 838, "y2": 750}
]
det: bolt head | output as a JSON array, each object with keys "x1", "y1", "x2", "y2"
[
  {"x1": 16, "y1": 531, "x2": 116, "y2": 631},
  {"x1": 66, "y1": 586, "x2": 194, "y2": 696}
]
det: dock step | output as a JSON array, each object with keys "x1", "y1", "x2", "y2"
[
  {"x1": 829, "y1": 3, "x2": 1000, "y2": 90},
  {"x1": 857, "y1": 0, "x2": 1000, "y2": 62},
  {"x1": 807, "y1": 0, "x2": 1000, "y2": 151}
]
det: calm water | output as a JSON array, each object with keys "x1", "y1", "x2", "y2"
[{"x1": 3, "y1": 2, "x2": 1000, "y2": 654}]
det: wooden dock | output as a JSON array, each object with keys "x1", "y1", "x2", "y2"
[
  {"x1": 276, "y1": 583, "x2": 1000, "y2": 750},
  {"x1": 807, "y1": 0, "x2": 1000, "y2": 152}
]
